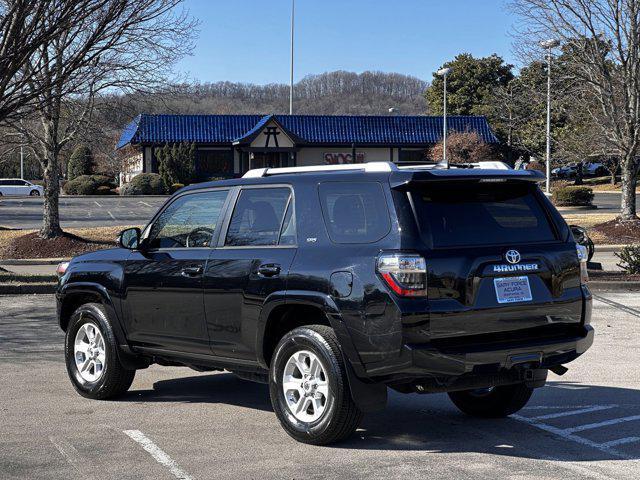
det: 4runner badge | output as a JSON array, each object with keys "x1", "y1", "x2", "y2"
[{"x1": 493, "y1": 250, "x2": 538, "y2": 273}]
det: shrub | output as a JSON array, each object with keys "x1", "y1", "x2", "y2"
[
  {"x1": 156, "y1": 142, "x2": 195, "y2": 188},
  {"x1": 95, "y1": 185, "x2": 113, "y2": 195},
  {"x1": 64, "y1": 174, "x2": 114, "y2": 195},
  {"x1": 615, "y1": 244, "x2": 640, "y2": 274},
  {"x1": 552, "y1": 186, "x2": 594, "y2": 206},
  {"x1": 170, "y1": 183, "x2": 185, "y2": 193},
  {"x1": 429, "y1": 131, "x2": 494, "y2": 164},
  {"x1": 67, "y1": 145, "x2": 93, "y2": 180},
  {"x1": 120, "y1": 173, "x2": 167, "y2": 195}
]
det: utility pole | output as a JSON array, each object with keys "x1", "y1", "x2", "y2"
[
  {"x1": 436, "y1": 67, "x2": 452, "y2": 169},
  {"x1": 289, "y1": 0, "x2": 295, "y2": 115},
  {"x1": 540, "y1": 39, "x2": 560, "y2": 194}
]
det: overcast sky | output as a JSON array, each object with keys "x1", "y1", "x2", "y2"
[{"x1": 176, "y1": 0, "x2": 517, "y2": 85}]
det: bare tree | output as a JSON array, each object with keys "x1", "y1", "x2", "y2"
[
  {"x1": 0, "y1": 1, "x2": 104, "y2": 123},
  {"x1": 512, "y1": 0, "x2": 640, "y2": 221},
  {"x1": 8, "y1": 0, "x2": 196, "y2": 238}
]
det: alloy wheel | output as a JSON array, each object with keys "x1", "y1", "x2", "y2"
[
  {"x1": 282, "y1": 350, "x2": 330, "y2": 422},
  {"x1": 74, "y1": 322, "x2": 106, "y2": 382}
]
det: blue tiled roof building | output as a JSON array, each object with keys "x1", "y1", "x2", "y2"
[{"x1": 117, "y1": 113, "x2": 499, "y2": 180}]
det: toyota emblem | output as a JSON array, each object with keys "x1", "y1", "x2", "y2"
[{"x1": 505, "y1": 250, "x2": 521, "y2": 264}]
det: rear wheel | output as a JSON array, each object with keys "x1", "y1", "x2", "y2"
[
  {"x1": 65, "y1": 303, "x2": 135, "y2": 399},
  {"x1": 448, "y1": 383, "x2": 533, "y2": 418},
  {"x1": 269, "y1": 325, "x2": 363, "y2": 445}
]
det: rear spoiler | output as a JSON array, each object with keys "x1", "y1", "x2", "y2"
[{"x1": 389, "y1": 169, "x2": 545, "y2": 190}]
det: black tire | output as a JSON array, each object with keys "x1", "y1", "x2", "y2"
[
  {"x1": 29, "y1": 190, "x2": 40, "y2": 196},
  {"x1": 269, "y1": 325, "x2": 363, "y2": 445},
  {"x1": 448, "y1": 383, "x2": 533, "y2": 418},
  {"x1": 65, "y1": 303, "x2": 135, "y2": 400}
]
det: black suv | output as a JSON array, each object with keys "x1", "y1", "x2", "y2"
[{"x1": 57, "y1": 161, "x2": 594, "y2": 445}]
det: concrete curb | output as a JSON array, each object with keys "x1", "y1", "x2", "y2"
[
  {"x1": 0, "y1": 258, "x2": 68, "y2": 265},
  {"x1": 556, "y1": 205, "x2": 599, "y2": 211},
  {"x1": 595, "y1": 245, "x2": 627, "y2": 253},
  {"x1": 59, "y1": 195, "x2": 170, "y2": 199},
  {"x1": 0, "y1": 283, "x2": 56, "y2": 294},
  {"x1": 589, "y1": 281, "x2": 640, "y2": 291}
]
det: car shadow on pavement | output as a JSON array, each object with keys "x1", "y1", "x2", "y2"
[
  {"x1": 119, "y1": 375, "x2": 639, "y2": 461},
  {"x1": 336, "y1": 381, "x2": 640, "y2": 461},
  {"x1": 122, "y1": 372, "x2": 272, "y2": 412}
]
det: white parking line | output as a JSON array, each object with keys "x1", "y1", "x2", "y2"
[
  {"x1": 139, "y1": 201, "x2": 152, "y2": 207},
  {"x1": 531, "y1": 405, "x2": 617, "y2": 420},
  {"x1": 123, "y1": 430, "x2": 193, "y2": 480},
  {"x1": 108, "y1": 211, "x2": 116, "y2": 220},
  {"x1": 512, "y1": 413, "x2": 633, "y2": 459},
  {"x1": 563, "y1": 415, "x2": 640, "y2": 434},
  {"x1": 49, "y1": 436, "x2": 94, "y2": 479},
  {"x1": 94, "y1": 200, "x2": 102, "y2": 207},
  {"x1": 599, "y1": 437, "x2": 640, "y2": 448}
]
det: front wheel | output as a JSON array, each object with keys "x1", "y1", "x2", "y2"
[
  {"x1": 448, "y1": 383, "x2": 533, "y2": 418},
  {"x1": 269, "y1": 325, "x2": 363, "y2": 445},
  {"x1": 65, "y1": 303, "x2": 135, "y2": 399},
  {"x1": 29, "y1": 190, "x2": 40, "y2": 196}
]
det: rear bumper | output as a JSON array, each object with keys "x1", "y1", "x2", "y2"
[{"x1": 363, "y1": 324, "x2": 594, "y2": 381}]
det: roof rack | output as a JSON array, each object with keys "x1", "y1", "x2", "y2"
[
  {"x1": 242, "y1": 161, "x2": 510, "y2": 178},
  {"x1": 242, "y1": 162, "x2": 397, "y2": 178}
]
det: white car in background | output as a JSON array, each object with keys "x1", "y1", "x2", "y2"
[{"x1": 0, "y1": 179, "x2": 43, "y2": 196}]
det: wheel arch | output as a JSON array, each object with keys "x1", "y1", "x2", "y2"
[
  {"x1": 58, "y1": 283, "x2": 144, "y2": 369},
  {"x1": 257, "y1": 290, "x2": 387, "y2": 413}
]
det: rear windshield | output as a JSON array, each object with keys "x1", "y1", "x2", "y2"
[{"x1": 410, "y1": 183, "x2": 556, "y2": 247}]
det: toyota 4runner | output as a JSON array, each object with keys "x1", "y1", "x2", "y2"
[{"x1": 57, "y1": 161, "x2": 594, "y2": 445}]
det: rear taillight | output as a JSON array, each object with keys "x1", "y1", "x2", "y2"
[
  {"x1": 576, "y1": 245, "x2": 589, "y2": 285},
  {"x1": 377, "y1": 253, "x2": 427, "y2": 297}
]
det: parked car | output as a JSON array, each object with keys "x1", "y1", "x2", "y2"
[
  {"x1": 583, "y1": 162, "x2": 608, "y2": 177},
  {"x1": 0, "y1": 178, "x2": 43, "y2": 196},
  {"x1": 551, "y1": 163, "x2": 578, "y2": 178},
  {"x1": 56, "y1": 161, "x2": 594, "y2": 445}
]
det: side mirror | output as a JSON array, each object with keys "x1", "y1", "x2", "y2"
[{"x1": 118, "y1": 227, "x2": 141, "y2": 250}]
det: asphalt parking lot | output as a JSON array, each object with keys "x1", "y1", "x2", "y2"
[
  {"x1": 0, "y1": 196, "x2": 167, "y2": 229},
  {"x1": 1, "y1": 191, "x2": 638, "y2": 230},
  {"x1": 1, "y1": 292, "x2": 639, "y2": 480}
]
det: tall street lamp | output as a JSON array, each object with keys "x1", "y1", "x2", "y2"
[
  {"x1": 289, "y1": 0, "x2": 295, "y2": 115},
  {"x1": 540, "y1": 39, "x2": 560, "y2": 194},
  {"x1": 436, "y1": 67, "x2": 452, "y2": 168}
]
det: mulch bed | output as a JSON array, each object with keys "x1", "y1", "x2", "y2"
[
  {"x1": 0, "y1": 232, "x2": 111, "y2": 259},
  {"x1": 590, "y1": 219, "x2": 640, "y2": 244}
]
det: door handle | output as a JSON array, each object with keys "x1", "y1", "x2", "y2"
[
  {"x1": 257, "y1": 263, "x2": 281, "y2": 277},
  {"x1": 181, "y1": 265, "x2": 203, "y2": 277}
]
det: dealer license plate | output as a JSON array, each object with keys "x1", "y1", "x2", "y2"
[{"x1": 494, "y1": 276, "x2": 532, "y2": 304}]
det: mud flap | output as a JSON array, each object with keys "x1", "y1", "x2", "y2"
[{"x1": 344, "y1": 356, "x2": 387, "y2": 412}]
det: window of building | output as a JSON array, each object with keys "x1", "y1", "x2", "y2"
[
  {"x1": 319, "y1": 182, "x2": 391, "y2": 244},
  {"x1": 225, "y1": 187, "x2": 292, "y2": 247},
  {"x1": 147, "y1": 190, "x2": 229, "y2": 249},
  {"x1": 399, "y1": 149, "x2": 431, "y2": 164},
  {"x1": 196, "y1": 150, "x2": 234, "y2": 179}
]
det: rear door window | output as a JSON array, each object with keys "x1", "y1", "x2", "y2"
[
  {"x1": 225, "y1": 187, "x2": 292, "y2": 246},
  {"x1": 410, "y1": 183, "x2": 556, "y2": 247},
  {"x1": 319, "y1": 182, "x2": 390, "y2": 244}
]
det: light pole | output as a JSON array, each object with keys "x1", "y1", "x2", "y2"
[
  {"x1": 436, "y1": 67, "x2": 452, "y2": 168},
  {"x1": 289, "y1": 0, "x2": 295, "y2": 115},
  {"x1": 540, "y1": 39, "x2": 560, "y2": 194}
]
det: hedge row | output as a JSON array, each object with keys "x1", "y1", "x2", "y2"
[
  {"x1": 552, "y1": 186, "x2": 594, "y2": 206},
  {"x1": 64, "y1": 175, "x2": 115, "y2": 195}
]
